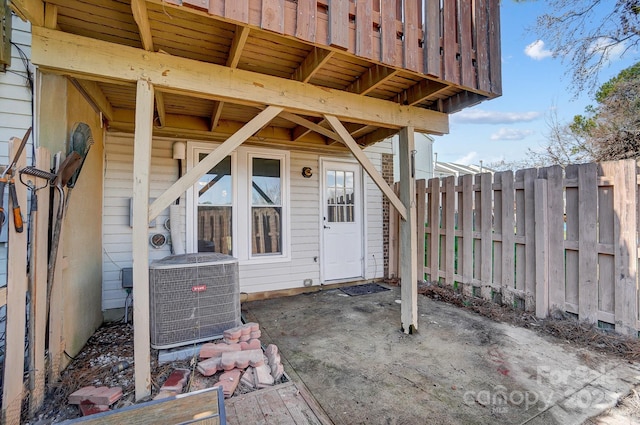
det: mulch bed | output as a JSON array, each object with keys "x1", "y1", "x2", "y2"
[{"x1": 410, "y1": 281, "x2": 640, "y2": 361}]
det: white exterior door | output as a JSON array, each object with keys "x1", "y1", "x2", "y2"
[{"x1": 321, "y1": 160, "x2": 363, "y2": 281}]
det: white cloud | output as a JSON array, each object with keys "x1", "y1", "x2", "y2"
[
  {"x1": 453, "y1": 109, "x2": 542, "y2": 124},
  {"x1": 490, "y1": 128, "x2": 535, "y2": 141},
  {"x1": 588, "y1": 38, "x2": 627, "y2": 63},
  {"x1": 525, "y1": 40, "x2": 553, "y2": 60},
  {"x1": 454, "y1": 151, "x2": 478, "y2": 165}
]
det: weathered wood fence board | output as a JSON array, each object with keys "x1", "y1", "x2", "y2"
[{"x1": 389, "y1": 159, "x2": 640, "y2": 335}]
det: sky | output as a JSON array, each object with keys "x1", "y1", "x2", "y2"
[{"x1": 433, "y1": 1, "x2": 637, "y2": 168}]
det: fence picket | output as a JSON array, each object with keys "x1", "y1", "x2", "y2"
[
  {"x1": 443, "y1": 176, "x2": 456, "y2": 286},
  {"x1": 514, "y1": 170, "x2": 526, "y2": 302},
  {"x1": 597, "y1": 163, "x2": 616, "y2": 321},
  {"x1": 578, "y1": 163, "x2": 598, "y2": 323},
  {"x1": 523, "y1": 169, "x2": 537, "y2": 310},
  {"x1": 499, "y1": 171, "x2": 515, "y2": 305},
  {"x1": 540, "y1": 166, "x2": 565, "y2": 311},
  {"x1": 460, "y1": 174, "x2": 473, "y2": 295},
  {"x1": 534, "y1": 179, "x2": 549, "y2": 318},
  {"x1": 428, "y1": 178, "x2": 440, "y2": 282},
  {"x1": 612, "y1": 159, "x2": 638, "y2": 335},
  {"x1": 416, "y1": 179, "x2": 426, "y2": 281},
  {"x1": 565, "y1": 165, "x2": 579, "y2": 312},
  {"x1": 478, "y1": 173, "x2": 493, "y2": 299}
]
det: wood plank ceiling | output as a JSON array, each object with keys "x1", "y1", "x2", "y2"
[{"x1": 46, "y1": 0, "x2": 466, "y2": 147}]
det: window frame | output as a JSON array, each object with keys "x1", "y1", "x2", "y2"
[{"x1": 186, "y1": 142, "x2": 290, "y2": 264}]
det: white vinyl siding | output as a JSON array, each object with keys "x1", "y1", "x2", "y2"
[
  {"x1": 102, "y1": 133, "x2": 391, "y2": 309},
  {"x1": 0, "y1": 17, "x2": 32, "y2": 288}
]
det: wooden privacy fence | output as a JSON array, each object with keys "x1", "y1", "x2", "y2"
[{"x1": 389, "y1": 159, "x2": 640, "y2": 336}]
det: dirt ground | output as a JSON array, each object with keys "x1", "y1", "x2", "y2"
[{"x1": 22, "y1": 282, "x2": 640, "y2": 424}]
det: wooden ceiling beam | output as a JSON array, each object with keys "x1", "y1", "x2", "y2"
[
  {"x1": 72, "y1": 79, "x2": 114, "y2": 122},
  {"x1": 131, "y1": 0, "x2": 154, "y2": 51},
  {"x1": 441, "y1": 91, "x2": 487, "y2": 114},
  {"x1": 8, "y1": 0, "x2": 44, "y2": 27},
  {"x1": 356, "y1": 127, "x2": 399, "y2": 146},
  {"x1": 346, "y1": 65, "x2": 399, "y2": 95},
  {"x1": 44, "y1": 3, "x2": 57, "y2": 29},
  {"x1": 280, "y1": 111, "x2": 341, "y2": 143},
  {"x1": 291, "y1": 47, "x2": 334, "y2": 83},
  {"x1": 32, "y1": 28, "x2": 449, "y2": 134},
  {"x1": 154, "y1": 90, "x2": 166, "y2": 127},
  {"x1": 398, "y1": 79, "x2": 449, "y2": 106},
  {"x1": 211, "y1": 26, "x2": 250, "y2": 131}
]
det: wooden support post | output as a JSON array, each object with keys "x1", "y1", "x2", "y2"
[
  {"x1": 29, "y1": 147, "x2": 51, "y2": 415},
  {"x1": 534, "y1": 179, "x2": 549, "y2": 318},
  {"x1": 398, "y1": 127, "x2": 417, "y2": 334},
  {"x1": 2, "y1": 138, "x2": 29, "y2": 425},
  {"x1": 133, "y1": 79, "x2": 154, "y2": 400}
]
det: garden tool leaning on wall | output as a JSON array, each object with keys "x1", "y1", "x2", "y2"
[
  {"x1": 0, "y1": 127, "x2": 32, "y2": 237},
  {"x1": 19, "y1": 123, "x2": 94, "y2": 330}
]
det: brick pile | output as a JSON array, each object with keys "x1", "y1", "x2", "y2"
[
  {"x1": 68, "y1": 386, "x2": 123, "y2": 416},
  {"x1": 196, "y1": 322, "x2": 285, "y2": 398}
]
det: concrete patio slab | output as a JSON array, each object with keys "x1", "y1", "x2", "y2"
[{"x1": 243, "y1": 285, "x2": 640, "y2": 425}]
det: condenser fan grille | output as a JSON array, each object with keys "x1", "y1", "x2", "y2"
[{"x1": 149, "y1": 253, "x2": 240, "y2": 349}]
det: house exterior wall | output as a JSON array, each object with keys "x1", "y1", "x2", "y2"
[
  {"x1": 102, "y1": 133, "x2": 391, "y2": 311},
  {"x1": 0, "y1": 16, "x2": 32, "y2": 288}
]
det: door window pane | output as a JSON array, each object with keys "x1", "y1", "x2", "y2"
[
  {"x1": 197, "y1": 155, "x2": 232, "y2": 254},
  {"x1": 326, "y1": 169, "x2": 355, "y2": 223},
  {"x1": 252, "y1": 157, "x2": 282, "y2": 255}
]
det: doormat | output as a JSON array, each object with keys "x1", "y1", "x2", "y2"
[{"x1": 340, "y1": 283, "x2": 390, "y2": 296}]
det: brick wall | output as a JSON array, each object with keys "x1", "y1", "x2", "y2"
[{"x1": 381, "y1": 153, "x2": 393, "y2": 278}]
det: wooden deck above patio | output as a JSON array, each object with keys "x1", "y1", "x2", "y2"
[{"x1": 12, "y1": 0, "x2": 500, "y2": 147}]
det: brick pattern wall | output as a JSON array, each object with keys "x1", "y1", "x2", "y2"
[{"x1": 381, "y1": 153, "x2": 394, "y2": 278}]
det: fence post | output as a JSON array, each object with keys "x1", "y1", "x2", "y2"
[{"x1": 534, "y1": 179, "x2": 549, "y2": 318}]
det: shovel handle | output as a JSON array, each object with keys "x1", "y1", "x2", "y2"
[
  {"x1": 0, "y1": 178, "x2": 6, "y2": 229},
  {"x1": 8, "y1": 181, "x2": 23, "y2": 233}
]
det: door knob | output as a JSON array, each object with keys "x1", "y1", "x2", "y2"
[{"x1": 324, "y1": 225, "x2": 331, "y2": 229}]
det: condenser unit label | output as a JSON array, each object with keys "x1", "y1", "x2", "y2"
[{"x1": 192, "y1": 285, "x2": 207, "y2": 292}]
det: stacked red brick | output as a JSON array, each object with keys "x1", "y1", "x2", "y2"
[{"x1": 197, "y1": 322, "x2": 285, "y2": 397}]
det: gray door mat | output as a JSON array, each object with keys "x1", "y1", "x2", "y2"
[{"x1": 340, "y1": 283, "x2": 390, "y2": 296}]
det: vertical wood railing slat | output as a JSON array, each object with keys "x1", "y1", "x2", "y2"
[
  {"x1": 295, "y1": 0, "x2": 317, "y2": 42},
  {"x1": 458, "y1": 0, "x2": 474, "y2": 88},
  {"x1": 613, "y1": 159, "x2": 638, "y2": 335},
  {"x1": 416, "y1": 179, "x2": 426, "y2": 281},
  {"x1": 428, "y1": 177, "x2": 440, "y2": 282},
  {"x1": 2, "y1": 138, "x2": 29, "y2": 425},
  {"x1": 460, "y1": 174, "x2": 473, "y2": 294},
  {"x1": 423, "y1": 0, "x2": 441, "y2": 77},
  {"x1": 403, "y1": 0, "x2": 419, "y2": 72},
  {"x1": 261, "y1": 0, "x2": 285, "y2": 34},
  {"x1": 328, "y1": 0, "x2": 349, "y2": 49},
  {"x1": 475, "y1": 0, "x2": 490, "y2": 92},
  {"x1": 224, "y1": 0, "x2": 249, "y2": 23},
  {"x1": 355, "y1": 0, "x2": 373, "y2": 58},
  {"x1": 443, "y1": 176, "x2": 455, "y2": 286},
  {"x1": 442, "y1": 0, "x2": 459, "y2": 84},
  {"x1": 487, "y1": 0, "x2": 502, "y2": 95},
  {"x1": 564, "y1": 165, "x2": 579, "y2": 309},
  {"x1": 578, "y1": 163, "x2": 598, "y2": 323},
  {"x1": 380, "y1": 0, "x2": 397, "y2": 65}
]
